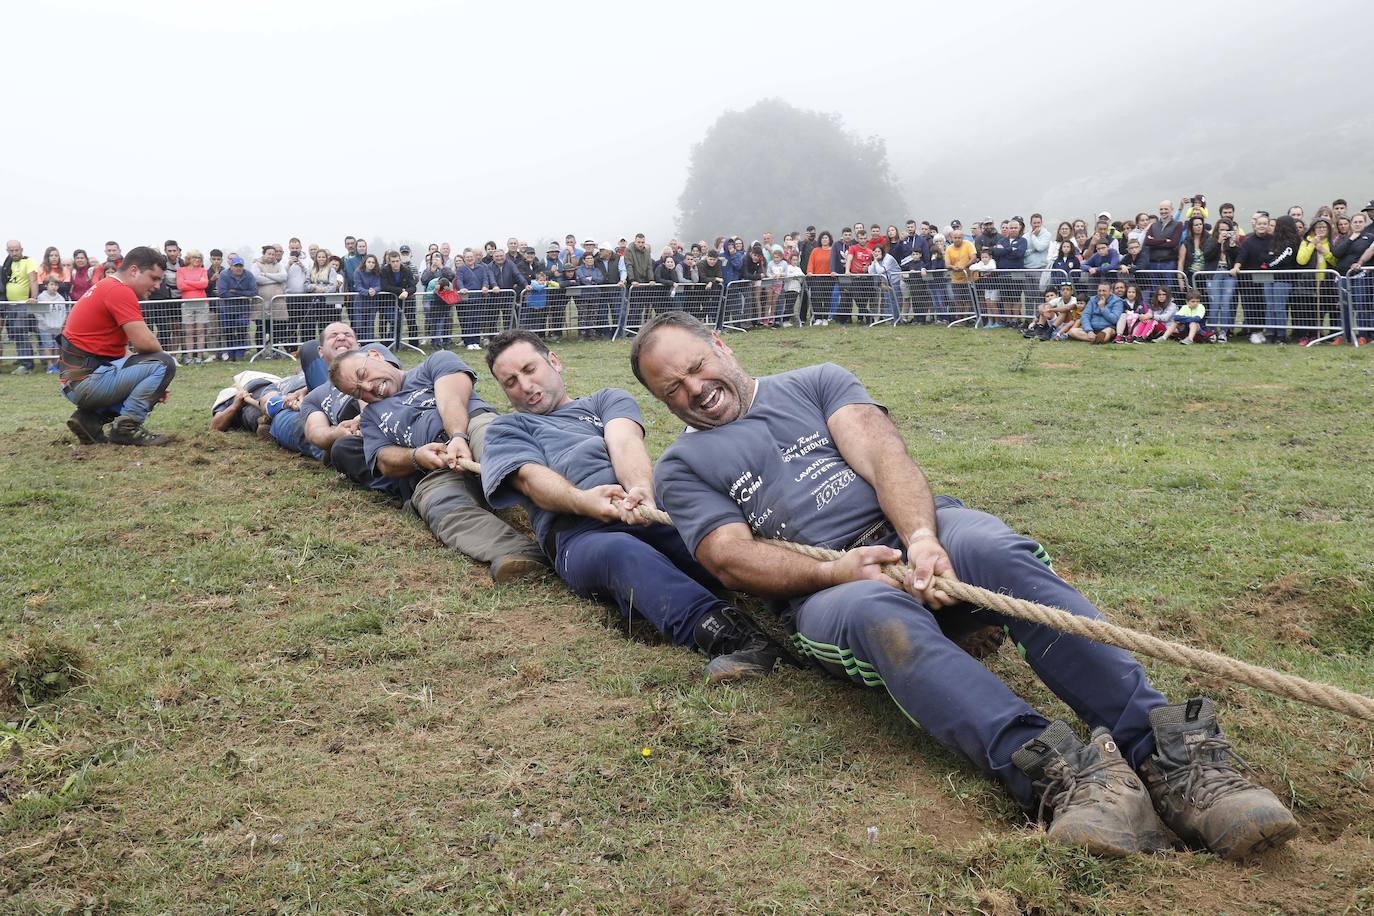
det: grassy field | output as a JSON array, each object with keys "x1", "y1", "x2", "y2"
[{"x1": 2, "y1": 326, "x2": 1372, "y2": 914}]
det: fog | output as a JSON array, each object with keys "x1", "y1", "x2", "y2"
[{"x1": 9, "y1": 0, "x2": 1372, "y2": 258}]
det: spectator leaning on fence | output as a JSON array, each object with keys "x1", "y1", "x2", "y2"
[{"x1": 57, "y1": 246, "x2": 176, "y2": 446}]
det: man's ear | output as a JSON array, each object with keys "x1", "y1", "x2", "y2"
[
  {"x1": 548, "y1": 351, "x2": 562, "y2": 374},
  {"x1": 711, "y1": 332, "x2": 733, "y2": 358}
]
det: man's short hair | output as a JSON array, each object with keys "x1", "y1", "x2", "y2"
[
  {"x1": 164, "y1": 239, "x2": 178, "y2": 249},
  {"x1": 634, "y1": 233, "x2": 646, "y2": 240},
  {"x1": 629, "y1": 311, "x2": 713, "y2": 389},
  {"x1": 1220, "y1": 202, "x2": 1236, "y2": 211},
  {"x1": 1333, "y1": 198, "x2": 1347, "y2": 207},
  {"x1": 327, "y1": 348, "x2": 368, "y2": 390},
  {"x1": 210, "y1": 248, "x2": 223, "y2": 258},
  {"x1": 121, "y1": 246, "x2": 168, "y2": 273},
  {"x1": 105, "y1": 240, "x2": 119, "y2": 247},
  {"x1": 806, "y1": 225, "x2": 816, "y2": 232},
  {"x1": 485, "y1": 329, "x2": 550, "y2": 373}
]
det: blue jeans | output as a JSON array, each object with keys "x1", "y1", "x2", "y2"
[
  {"x1": 269, "y1": 409, "x2": 323, "y2": 460},
  {"x1": 1206, "y1": 271, "x2": 1238, "y2": 332},
  {"x1": 63, "y1": 352, "x2": 176, "y2": 422},
  {"x1": 1261, "y1": 280, "x2": 1291, "y2": 336},
  {"x1": 299, "y1": 341, "x2": 327, "y2": 390},
  {"x1": 4, "y1": 305, "x2": 38, "y2": 367},
  {"x1": 555, "y1": 521, "x2": 731, "y2": 648},
  {"x1": 786, "y1": 497, "x2": 1166, "y2": 807}
]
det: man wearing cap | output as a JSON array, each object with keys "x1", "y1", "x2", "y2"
[
  {"x1": 586, "y1": 242, "x2": 625, "y2": 339},
  {"x1": 329, "y1": 345, "x2": 550, "y2": 581},
  {"x1": 57, "y1": 246, "x2": 178, "y2": 446},
  {"x1": 216, "y1": 254, "x2": 258, "y2": 361},
  {"x1": 542, "y1": 242, "x2": 563, "y2": 276},
  {"x1": 631, "y1": 310, "x2": 1298, "y2": 861}
]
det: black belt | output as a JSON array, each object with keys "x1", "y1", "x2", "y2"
[{"x1": 847, "y1": 519, "x2": 897, "y2": 550}]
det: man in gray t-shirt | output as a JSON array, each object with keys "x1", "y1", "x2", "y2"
[
  {"x1": 328, "y1": 347, "x2": 547, "y2": 583},
  {"x1": 631, "y1": 311, "x2": 1294, "y2": 861},
  {"x1": 480, "y1": 329, "x2": 785, "y2": 683}
]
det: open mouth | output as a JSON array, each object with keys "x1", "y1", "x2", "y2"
[{"x1": 698, "y1": 386, "x2": 722, "y2": 413}]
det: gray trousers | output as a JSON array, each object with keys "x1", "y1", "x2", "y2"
[{"x1": 408, "y1": 411, "x2": 546, "y2": 568}]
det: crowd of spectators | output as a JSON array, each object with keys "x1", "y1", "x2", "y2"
[{"x1": 3, "y1": 193, "x2": 1372, "y2": 372}]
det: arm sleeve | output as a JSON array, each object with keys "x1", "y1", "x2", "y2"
[
  {"x1": 108, "y1": 284, "x2": 145, "y2": 325},
  {"x1": 414, "y1": 350, "x2": 475, "y2": 387},
  {"x1": 590, "y1": 388, "x2": 644, "y2": 429},
  {"x1": 479, "y1": 417, "x2": 547, "y2": 509},
  {"x1": 809, "y1": 363, "x2": 883, "y2": 418},
  {"x1": 653, "y1": 446, "x2": 749, "y2": 556}
]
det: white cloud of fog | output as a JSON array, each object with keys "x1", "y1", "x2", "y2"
[{"x1": 9, "y1": 0, "x2": 1372, "y2": 259}]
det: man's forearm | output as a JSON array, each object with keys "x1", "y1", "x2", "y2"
[
  {"x1": 868, "y1": 441, "x2": 939, "y2": 543},
  {"x1": 376, "y1": 445, "x2": 421, "y2": 479},
  {"x1": 699, "y1": 529, "x2": 837, "y2": 598},
  {"x1": 605, "y1": 425, "x2": 653, "y2": 493},
  {"x1": 513, "y1": 464, "x2": 591, "y2": 516}
]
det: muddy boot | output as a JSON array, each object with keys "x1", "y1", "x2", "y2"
[
  {"x1": 1013, "y1": 722, "x2": 1168, "y2": 857},
  {"x1": 1139, "y1": 698, "x2": 1298, "y2": 860},
  {"x1": 490, "y1": 552, "x2": 548, "y2": 584},
  {"x1": 108, "y1": 415, "x2": 171, "y2": 446},
  {"x1": 693, "y1": 607, "x2": 784, "y2": 685},
  {"x1": 67, "y1": 409, "x2": 108, "y2": 444}
]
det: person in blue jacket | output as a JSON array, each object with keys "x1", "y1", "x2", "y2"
[
  {"x1": 350, "y1": 253, "x2": 383, "y2": 343},
  {"x1": 1069, "y1": 281, "x2": 1124, "y2": 342},
  {"x1": 215, "y1": 255, "x2": 258, "y2": 360},
  {"x1": 455, "y1": 250, "x2": 494, "y2": 350},
  {"x1": 991, "y1": 217, "x2": 1031, "y2": 321}
]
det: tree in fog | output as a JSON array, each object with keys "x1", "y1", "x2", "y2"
[{"x1": 676, "y1": 99, "x2": 903, "y2": 243}]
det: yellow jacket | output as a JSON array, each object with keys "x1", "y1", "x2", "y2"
[{"x1": 946, "y1": 240, "x2": 977, "y2": 282}]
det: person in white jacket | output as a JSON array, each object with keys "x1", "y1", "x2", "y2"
[
  {"x1": 1024, "y1": 213, "x2": 1053, "y2": 293},
  {"x1": 251, "y1": 245, "x2": 289, "y2": 354}
]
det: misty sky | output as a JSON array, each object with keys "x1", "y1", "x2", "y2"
[{"x1": 10, "y1": 0, "x2": 1373, "y2": 258}]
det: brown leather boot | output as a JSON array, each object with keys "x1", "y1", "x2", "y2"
[
  {"x1": 1139, "y1": 698, "x2": 1298, "y2": 860},
  {"x1": 1013, "y1": 721, "x2": 1168, "y2": 857}
]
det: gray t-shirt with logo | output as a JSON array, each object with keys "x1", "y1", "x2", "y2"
[
  {"x1": 360, "y1": 350, "x2": 496, "y2": 471},
  {"x1": 480, "y1": 388, "x2": 642, "y2": 551},
  {"x1": 653, "y1": 363, "x2": 885, "y2": 557}
]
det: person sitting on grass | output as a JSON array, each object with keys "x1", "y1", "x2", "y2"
[
  {"x1": 1048, "y1": 282, "x2": 1083, "y2": 340},
  {"x1": 1113, "y1": 284, "x2": 1145, "y2": 342},
  {"x1": 1174, "y1": 288, "x2": 1209, "y2": 345},
  {"x1": 328, "y1": 346, "x2": 550, "y2": 584},
  {"x1": 631, "y1": 310, "x2": 1297, "y2": 862},
  {"x1": 1067, "y1": 281, "x2": 1123, "y2": 343},
  {"x1": 1023, "y1": 288, "x2": 1061, "y2": 338},
  {"x1": 1146, "y1": 287, "x2": 1181, "y2": 341},
  {"x1": 479, "y1": 329, "x2": 786, "y2": 683}
]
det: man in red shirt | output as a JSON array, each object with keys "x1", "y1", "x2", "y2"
[
  {"x1": 59, "y1": 247, "x2": 176, "y2": 446},
  {"x1": 844, "y1": 231, "x2": 878, "y2": 321}
]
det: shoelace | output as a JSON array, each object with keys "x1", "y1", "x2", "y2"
[
  {"x1": 1036, "y1": 756, "x2": 1115, "y2": 826},
  {"x1": 1177, "y1": 735, "x2": 1255, "y2": 808}
]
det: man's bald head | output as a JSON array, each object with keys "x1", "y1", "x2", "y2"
[{"x1": 319, "y1": 322, "x2": 358, "y2": 363}]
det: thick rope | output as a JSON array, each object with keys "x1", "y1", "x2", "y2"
[{"x1": 449, "y1": 456, "x2": 1374, "y2": 721}]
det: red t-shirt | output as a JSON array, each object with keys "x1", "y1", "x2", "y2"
[
  {"x1": 61, "y1": 277, "x2": 144, "y2": 357},
  {"x1": 847, "y1": 245, "x2": 874, "y2": 274}
]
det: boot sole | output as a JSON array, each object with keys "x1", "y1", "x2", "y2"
[
  {"x1": 705, "y1": 660, "x2": 772, "y2": 685},
  {"x1": 492, "y1": 557, "x2": 547, "y2": 584},
  {"x1": 1216, "y1": 817, "x2": 1299, "y2": 860},
  {"x1": 1049, "y1": 825, "x2": 1167, "y2": 858}
]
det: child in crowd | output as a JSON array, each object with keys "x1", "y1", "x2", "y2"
[
  {"x1": 1114, "y1": 284, "x2": 1145, "y2": 342},
  {"x1": 35, "y1": 276, "x2": 67, "y2": 372},
  {"x1": 1174, "y1": 288, "x2": 1208, "y2": 345},
  {"x1": 523, "y1": 270, "x2": 550, "y2": 335},
  {"x1": 970, "y1": 248, "x2": 1000, "y2": 326},
  {"x1": 1049, "y1": 282, "x2": 1083, "y2": 340},
  {"x1": 1025, "y1": 288, "x2": 1060, "y2": 338},
  {"x1": 1136, "y1": 286, "x2": 1179, "y2": 341}
]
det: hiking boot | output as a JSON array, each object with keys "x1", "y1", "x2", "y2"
[
  {"x1": 694, "y1": 607, "x2": 783, "y2": 684},
  {"x1": 108, "y1": 415, "x2": 172, "y2": 446},
  {"x1": 956, "y1": 624, "x2": 1005, "y2": 660},
  {"x1": 491, "y1": 553, "x2": 548, "y2": 584},
  {"x1": 67, "y1": 410, "x2": 108, "y2": 444},
  {"x1": 1013, "y1": 722, "x2": 1168, "y2": 857},
  {"x1": 1139, "y1": 698, "x2": 1298, "y2": 860}
]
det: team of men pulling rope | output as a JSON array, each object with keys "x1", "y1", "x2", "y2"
[{"x1": 60, "y1": 246, "x2": 1373, "y2": 861}]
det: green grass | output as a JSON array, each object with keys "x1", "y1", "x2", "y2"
[{"x1": 1, "y1": 327, "x2": 1371, "y2": 913}]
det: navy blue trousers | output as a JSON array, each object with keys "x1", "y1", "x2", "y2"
[
  {"x1": 555, "y1": 521, "x2": 731, "y2": 648},
  {"x1": 788, "y1": 497, "x2": 1167, "y2": 807}
]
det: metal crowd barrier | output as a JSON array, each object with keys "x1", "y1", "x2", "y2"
[
  {"x1": 516, "y1": 283, "x2": 625, "y2": 339},
  {"x1": 1347, "y1": 266, "x2": 1372, "y2": 346},
  {"x1": 1, "y1": 297, "x2": 73, "y2": 366},
  {"x1": 780, "y1": 275, "x2": 893, "y2": 328},
  {"x1": 624, "y1": 281, "x2": 692, "y2": 335},
  {"x1": 1193, "y1": 269, "x2": 1346, "y2": 344},
  {"x1": 126, "y1": 296, "x2": 269, "y2": 363},
  {"x1": 263, "y1": 291, "x2": 355, "y2": 353},
  {"x1": 887, "y1": 269, "x2": 979, "y2": 326},
  {"x1": 964, "y1": 268, "x2": 1066, "y2": 327}
]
